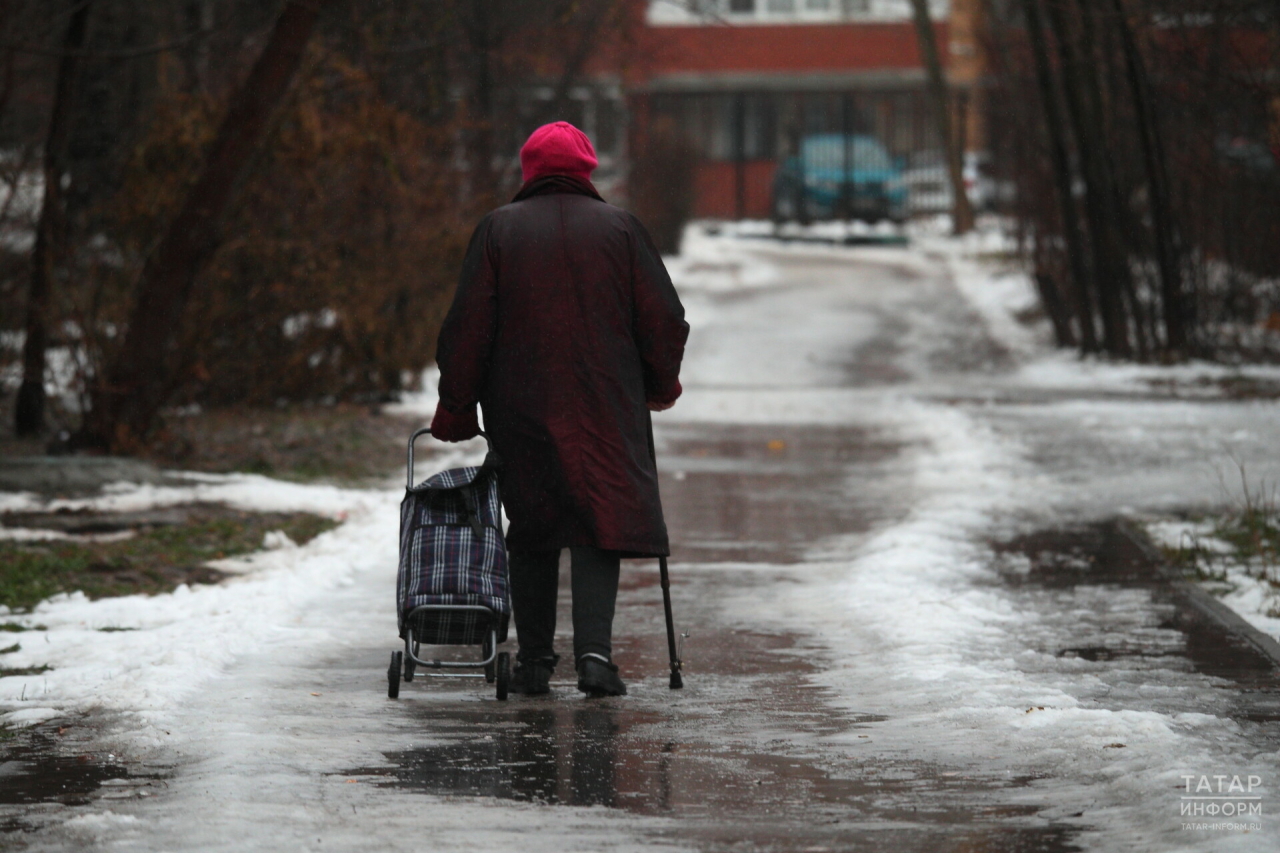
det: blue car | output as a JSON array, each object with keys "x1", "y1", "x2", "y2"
[{"x1": 772, "y1": 134, "x2": 908, "y2": 223}]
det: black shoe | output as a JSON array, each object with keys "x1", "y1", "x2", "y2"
[
  {"x1": 576, "y1": 654, "x2": 627, "y2": 697},
  {"x1": 510, "y1": 655, "x2": 557, "y2": 695}
]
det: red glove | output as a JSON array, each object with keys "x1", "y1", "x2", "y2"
[
  {"x1": 647, "y1": 379, "x2": 682, "y2": 412},
  {"x1": 431, "y1": 401, "x2": 480, "y2": 442}
]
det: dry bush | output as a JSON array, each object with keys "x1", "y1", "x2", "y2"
[
  {"x1": 88, "y1": 55, "x2": 471, "y2": 410},
  {"x1": 6, "y1": 0, "x2": 639, "y2": 449}
]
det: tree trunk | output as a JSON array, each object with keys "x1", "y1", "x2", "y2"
[
  {"x1": 181, "y1": 0, "x2": 216, "y2": 94},
  {"x1": 1073, "y1": 0, "x2": 1141, "y2": 358},
  {"x1": 1019, "y1": 0, "x2": 1097, "y2": 352},
  {"x1": 15, "y1": 0, "x2": 93, "y2": 437},
  {"x1": 543, "y1": 1, "x2": 611, "y2": 123},
  {"x1": 0, "y1": 0, "x2": 18, "y2": 123},
  {"x1": 459, "y1": 1, "x2": 500, "y2": 202},
  {"x1": 85, "y1": 0, "x2": 332, "y2": 451},
  {"x1": 1110, "y1": 0, "x2": 1185, "y2": 356},
  {"x1": 909, "y1": 0, "x2": 975, "y2": 235},
  {"x1": 1034, "y1": 270, "x2": 1076, "y2": 347},
  {"x1": 1044, "y1": 0, "x2": 1131, "y2": 357}
]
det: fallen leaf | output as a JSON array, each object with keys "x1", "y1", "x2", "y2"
[
  {"x1": 1104, "y1": 743, "x2": 1126, "y2": 749},
  {"x1": 766, "y1": 439, "x2": 786, "y2": 451},
  {"x1": 310, "y1": 692, "x2": 321, "y2": 696}
]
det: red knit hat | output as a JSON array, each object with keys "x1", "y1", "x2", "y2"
[{"x1": 519, "y1": 121, "x2": 598, "y2": 183}]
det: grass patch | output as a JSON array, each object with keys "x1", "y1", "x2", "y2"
[
  {"x1": 1161, "y1": 529, "x2": 1232, "y2": 583},
  {"x1": 0, "y1": 644, "x2": 18, "y2": 655},
  {"x1": 1161, "y1": 516, "x2": 1279, "y2": 588},
  {"x1": 1212, "y1": 508, "x2": 1280, "y2": 571},
  {"x1": 144, "y1": 403, "x2": 423, "y2": 486},
  {"x1": 1162, "y1": 464, "x2": 1280, "y2": 590},
  {"x1": 0, "y1": 665, "x2": 50, "y2": 677},
  {"x1": 0, "y1": 623, "x2": 43, "y2": 633},
  {"x1": 1157, "y1": 472, "x2": 1280, "y2": 622},
  {"x1": 0, "y1": 508, "x2": 338, "y2": 611}
]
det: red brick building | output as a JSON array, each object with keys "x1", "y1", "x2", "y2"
[{"x1": 609, "y1": 1, "x2": 984, "y2": 219}]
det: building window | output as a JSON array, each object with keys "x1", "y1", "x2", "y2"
[
  {"x1": 652, "y1": 90, "x2": 940, "y2": 166},
  {"x1": 652, "y1": 94, "x2": 776, "y2": 162},
  {"x1": 650, "y1": 0, "x2": 901, "y2": 24}
]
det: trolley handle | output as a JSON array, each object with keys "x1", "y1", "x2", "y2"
[{"x1": 406, "y1": 426, "x2": 490, "y2": 489}]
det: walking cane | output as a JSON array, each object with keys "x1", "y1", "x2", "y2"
[{"x1": 659, "y1": 555, "x2": 683, "y2": 689}]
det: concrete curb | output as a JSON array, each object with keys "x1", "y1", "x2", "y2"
[{"x1": 1117, "y1": 518, "x2": 1280, "y2": 670}]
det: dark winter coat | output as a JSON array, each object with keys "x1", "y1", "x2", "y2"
[{"x1": 435, "y1": 176, "x2": 688, "y2": 557}]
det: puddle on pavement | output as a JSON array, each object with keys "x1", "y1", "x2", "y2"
[
  {"x1": 355, "y1": 622, "x2": 1080, "y2": 851},
  {"x1": 995, "y1": 520, "x2": 1280, "y2": 722},
  {"x1": 0, "y1": 736, "x2": 126, "y2": 807},
  {"x1": 656, "y1": 423, "x2": 904, "y2": 563},
  {"x1": 360, "y1": 701, "x2": 1075, "y2": 852},
  {"x1": 0, "y1": 724, "x2": 164, "y2": 834}
]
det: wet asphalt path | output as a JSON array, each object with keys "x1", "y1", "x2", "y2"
[
  {"x1": 349, "y1": 249, "x2": 1279, "y2": 851},
  {"x1": 343, "y1": 251, "x2": 1106, "y2": 851}
]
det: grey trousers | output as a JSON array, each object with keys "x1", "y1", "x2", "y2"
[{"x1": 508, "y1": 547, "x2": 620, "y2": 665}]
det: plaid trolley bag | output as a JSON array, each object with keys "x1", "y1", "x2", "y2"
[{"x1": 387, "y1": 426, "x2": 512, "y2": 700}]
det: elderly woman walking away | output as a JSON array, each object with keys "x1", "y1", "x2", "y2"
[{"x1": 430, "y1": 122, "x2": 689, "y2": 698}]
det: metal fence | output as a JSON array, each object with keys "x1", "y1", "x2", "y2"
[{"x1": 648, "y1": 89, "x2": 966, "y2": 221}]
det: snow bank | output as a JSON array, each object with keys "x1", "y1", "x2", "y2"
[
  {"x1": 728, "y1": 395, "x2": 1276, "y2": 851},
  {"x1": 0, "y1": 481, "x2": 391, "y2": 723},
  {"x1": 0, "y1": 450, "x2": 486, "y2": 729},
  {"x1": 665, "y1": 224, "x2": 781, "y2": 294}
]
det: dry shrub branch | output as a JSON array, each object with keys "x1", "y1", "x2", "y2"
[{"x1": 91, "y1": 53, "x2": 469, "y2": 415}]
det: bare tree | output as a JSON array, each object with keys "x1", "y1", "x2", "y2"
[
  {"x1": 15, "y1": 0, "x2": 93, "y2": 437},
  {"x1": 1019, "y1": 0, "x2": 1096, "y2": 351},
  {"x1": 909, "y1": 0, "x2": 975, "y2": 235},
  {"x1": 1110, "y1": 0, "x2": 1185, "y2": 355},
  {"x1": 85, "y1": 0, "x2": 335, "y2": 451},
  {"x1": 981, "y1": 0, "x2": 1278, "y2": 362},
  {"x1": 1044, "y1": 0, "x2": 1132, "y2": 357}
]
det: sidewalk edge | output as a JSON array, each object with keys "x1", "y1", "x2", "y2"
[{"x1": 1117, "y1": 518, "x2": 1280, "y2": 670}]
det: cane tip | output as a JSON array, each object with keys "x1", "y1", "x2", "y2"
[{"x1": 669, "y1": 671, "x2": 683, "y2": 690}]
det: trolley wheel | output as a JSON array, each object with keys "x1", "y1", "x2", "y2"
[
  {"x1": 388, "y1": 651, "x2": 402, "y2": 699},
  {"x1": 483, "y1": 636, "x2": 496, "y2": 684},
  {"x1": 495, "y1": 652, "x2": 511, "y2": 701}
]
